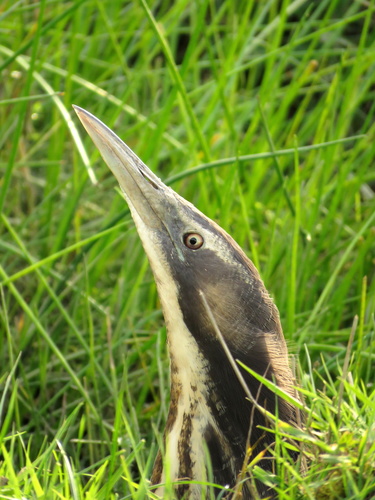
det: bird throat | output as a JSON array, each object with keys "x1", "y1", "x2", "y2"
[
  {"x1": 151, "y1": 282, "x2": 242, "y2": 499},
  {"x1": 152, "y1": 330, "x2": 236, "y2": 500}
]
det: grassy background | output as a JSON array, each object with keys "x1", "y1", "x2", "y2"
[{"x1": 1, "y1": 0, "x2": 375, "y2": 498}]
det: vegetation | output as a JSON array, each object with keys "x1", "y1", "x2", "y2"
[{"x1": 1, "y1": 0, "x2": 374, "y2": 498}]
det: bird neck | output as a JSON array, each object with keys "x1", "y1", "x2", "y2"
[
  {"x1": 149, "y1": 261, "x2": 295, "y2": 498},
  {"x1": 152, "y1": 326, "x2": 295, "y2": 500},
  {"x1": 152, "y1": 329, "x2": 249, "y2": 499},
  {"x1": 150, "y1": 333, "x2": 208, "y2": 496}
]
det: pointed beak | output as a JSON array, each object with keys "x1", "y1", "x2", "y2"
[{"x1": 73, "y1": 105, "x2": 169, "y2": 230}]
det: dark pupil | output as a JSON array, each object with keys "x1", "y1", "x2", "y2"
[{"x1": 189, "y1": 237, "x2": 197, "y2": 246}]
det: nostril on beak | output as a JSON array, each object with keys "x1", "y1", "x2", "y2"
[{"x1": 138, "y1": 167, "x2": 160, "y2": 190}]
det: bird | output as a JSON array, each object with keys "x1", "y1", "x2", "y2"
[{"x1": 73, "y1": 105, "x2": 300, "y2": 499}]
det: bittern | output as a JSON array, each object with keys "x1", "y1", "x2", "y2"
[{"x1": 74, "y1": 106, "x2": 299, "y2": 499}]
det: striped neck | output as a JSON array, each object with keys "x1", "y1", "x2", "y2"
[{"x1": 151, "y1": 330, "x2": 295, "y2": 500}]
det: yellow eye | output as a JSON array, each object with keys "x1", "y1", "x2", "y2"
[{"x1": 183, "y1": 233, "x2": 204, "y2": 250}]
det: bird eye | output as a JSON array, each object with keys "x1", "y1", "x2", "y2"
[{"x1": 183, "y1": 232, "x2": 204, "y2": 250}]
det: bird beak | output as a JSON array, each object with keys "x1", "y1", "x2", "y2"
[{"x1": 72, "y1": 105, "x2": 172, "y2": 231}]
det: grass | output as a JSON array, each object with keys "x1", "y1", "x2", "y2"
[{"x1": 1, "y1": 0, "x2": 375, "y2": 498}]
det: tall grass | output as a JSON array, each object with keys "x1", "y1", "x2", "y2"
[{"x1": 1, "y1": 0, "x2": 374, "y2": 498}]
